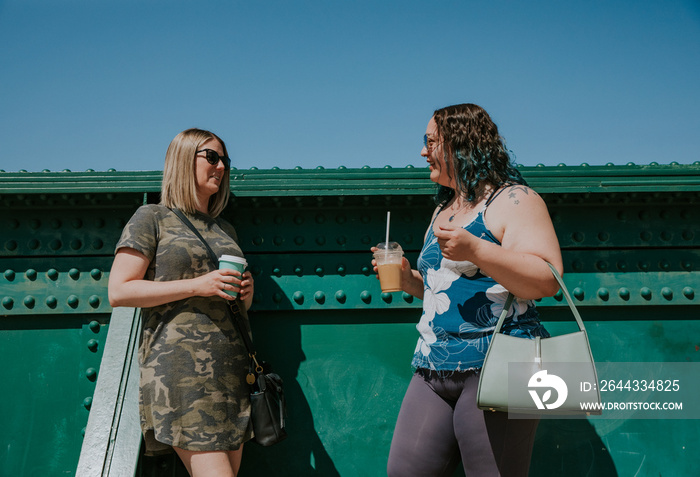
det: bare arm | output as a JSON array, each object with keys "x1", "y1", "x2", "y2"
[
  {"x1": 108, "y1": 248, "x2": 254, "y2": 309},
  {"x1": 434, "y1": 186, "x2": 562, "y2": 299}
]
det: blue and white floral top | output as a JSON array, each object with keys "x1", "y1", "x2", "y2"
[{"x1": 411, "y1": 204, "x2": 549, "y2": 373}]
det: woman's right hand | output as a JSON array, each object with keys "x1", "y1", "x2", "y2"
[
  {"x1": 370, "y1": 247, "x2": 422, "y2": 298},
  {"x1": 192, "y1": 268, "x2": 243, "y2": 300}
]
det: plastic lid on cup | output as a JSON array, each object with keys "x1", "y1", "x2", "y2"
[
  {"x1": 375, "y1": 241, "x2": 403, "y2": 252},
  {"x1": 220, "y1": 255, "x2": 247, "y2": 266}
]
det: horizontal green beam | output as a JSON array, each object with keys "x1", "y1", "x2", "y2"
[{"x1": 1, "y1": 163, "x2": 699, "y2": 195}]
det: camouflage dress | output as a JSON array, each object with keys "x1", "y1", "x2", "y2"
[{"x1": 115, "y1": 204, "x2": 253, "y2": 455}]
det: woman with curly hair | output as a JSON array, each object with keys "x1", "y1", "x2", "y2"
[{"x1": 381, "y1": 104, "x2": 563, "y2": 476}]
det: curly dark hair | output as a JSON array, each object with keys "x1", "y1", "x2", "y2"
[{"x1": 432, "y1": 103, "x2": 527, "y2": 205}]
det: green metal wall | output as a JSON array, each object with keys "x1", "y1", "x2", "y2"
[{"x1": 1, "y1": 164, "x2": 699, "y2": 476}]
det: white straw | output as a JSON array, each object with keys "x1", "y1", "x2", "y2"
[{"x1": 385, "y1": 211, "x2": 391, "y2": 251}]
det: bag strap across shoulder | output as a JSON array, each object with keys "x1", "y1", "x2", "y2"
[
  {"x1": 170, "y1": 208, "x2": 258, "y2": 357},
  {"x1": 493, "y1": 262, "x2": 586, "y2": 334}
]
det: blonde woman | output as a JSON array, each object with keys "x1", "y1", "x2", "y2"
[{"x1": 109, "y1": 128, "x2": 254, "y2": 476}]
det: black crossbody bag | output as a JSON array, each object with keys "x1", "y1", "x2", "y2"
[{"x1": 171, "y1": 208, "x2": 288, "y2": 446}]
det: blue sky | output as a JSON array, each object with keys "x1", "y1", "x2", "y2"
[{"x1": 1, "y1": 0, "x2": 699, "y2": 172}]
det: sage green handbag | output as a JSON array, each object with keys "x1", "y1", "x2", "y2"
[{"x1": 476, "y1": 263, "x2": 602, "y2": 415}]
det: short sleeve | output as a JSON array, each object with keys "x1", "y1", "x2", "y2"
[{"x1": 115, "y1": 205, "x2": 160, "y2": 261}]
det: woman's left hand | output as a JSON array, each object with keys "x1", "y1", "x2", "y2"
[
  {"x1": 236, "y1": 271, "x2": 254, "y2": 302},
  {"x1": 433, "y1": 224, "x2": 480, "y2": 262}
]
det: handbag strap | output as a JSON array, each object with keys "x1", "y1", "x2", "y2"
[
  {"x1": 170, "y1": 208, "x2": 258, "y2": 357},
  {"x1": 492, "y1": 262, "x2": 586, "y2": 334}
]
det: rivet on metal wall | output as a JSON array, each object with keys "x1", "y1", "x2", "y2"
[
  {"x1": 336, "y1": 214, "x2": 347, "y2": 224},
  {"x1": 660, "y1": 231, "x2": 673, "y2": 241},
  {"x1": 28, "y1": 239, "x2": 40, "y2": 250},
  {"x1": 640, "y1": 288, "x2": 652, "y2": 300},
  {"x1": 616, "y1": 261, "x2": 628, "y2": 272},
  {"x1": 293, "y1": 292, "x2": 304, "y2": 305},
  {"x1": 90, "y1": 269, "x2": 102, "y2": 280},
  {"x1": 553, "y1": 290, "x2": 563, "y2": 301},
  {"x1": 49, "y1": 239, "x2": 62, "y2": 250},
  {"x1": 29, "y1": 219, "x2": 41, "y2": 229},
  {"x1": 2, "y1": 297, "x2": 13, "y2": 309},
  {"x1": 315, "y1": 267, "x2": 324, "y2": 277},
  {"x1": 251, "y1": 266, "x2": 262, "y2": 277},
  {"x1": 315, "y1": 214, "x2": 326, "y2": 224},
  {"x1": 617, "y1": 211, "x2": 627, "y2": 221},
  {"x1": 381, "y1": 292, "x2": 392, "y2": 303},
  {"x1": 85, "y1": 368, "x2": 97, "y2": 382},
  {"x1": 337, "y1": 265, "x2": 346, "y2": 276},
  {"x1": 89, "y1": 320, "x2": 100, "y2": 333},
  {"x1": 4, "y1": 270, "x2": 15, "y2": 281},
  {"x1": 94, "y1": 218, "x2": 105, "y2": 228},
  {"x1": 23, "y1": 296, "x2": 35, "y2": 309},
  {"x1": 272, "y1": 268, "x2": 281, "y2": 277},
  {"x1": 5, "y1": 240, "x2": 17, "y2": 251},
  {"x1": 316, "y1": 236, "x2": 326, "y2": 246},
  {"x1": 571, "y1": 260, "x2": 582, "y2": 272},
  {"x1": 274, "y1": 236, "x2": 285, "y2": 246},
  {"x1": 595, "y1": 261, "x2": 608, "y2": 272},
  {"x1": 89, "y1": 296, "x2": 100, "y2": 308},
  {"x1": 293, "y1": 236, "x2": 304, "y2": 245},
  {"x1": 72, "y1": 218, "x2": 83, "y2": 229},
  {"x1": 272, "y1": 293, "x2": 283, "y2": 303},
  {"x1": 69, "y1": 268, "x2": 80, "y2": 280},
  {"x1": 361, "y1": 266, "x2": 371, "y2": 276},
  {"x1": 92, "y1": 239, "x2": 104, "y2": 250},
  {"x1": 403, "y1": 234, "x2": 413, "y2": 244},
  {"x1": 682, "y1": 230, "x2": 694, "y2": 241},
  {"x1": 597, "y1": 288, "x2": 609, "y2": 301},
  {"x1": 402, "y1": 292, "x2": 413, "y2": 303},
  {"x1": 597, "y1": 232, "x2": 610, "y2": 243},
  {"x1": 314, "y1": 291, "x2": 325, "y2": 304},
  {"x1": 683, "y1": 287, "x2": 695, "y2": 300},
  {"x1": 361, "y1": 291, "x2": 372, "y2": 304},
  {"x1": 661, "y1": 288, "x2": 673, "y2": 300},
  {"x1": 25, "y1": 269, "x2": 37, "y2": 280},
  {"x1": 337, "y1": 236, "x2": 347, "y2": 245},
  {"x1": 681, "y1": 261, "x2": 692, "y2": 271},
  {"x1": 618, "y1": 288, "x2": 630, "y2": 301},
  {"x1": 46, "y1": 296, "x2": 58, "y2": 308},
  {"x1": 361, "y1": 235, "x2": 371, "y2": 245},
  {"x1": 638, "y1": 261, "x2": 650, "y2": 271},
  {"x1": 83, "y1": 397, "x2": 93, "y2": 410},
  {"x1": 253, "y1": 236, "x2": 263, "y2": 246},
  {"x1": 361, "y1": 215, "x2": 371, "y2": 224},
  {"x1": 294, "y1": 215, "x2": 304, "y2": 225},
  {"x1": 571, "y1": 232, "x2": 584, "y2": 243},
  {"x1": 640, "y1": 231, "x2": 652, "y2": 242},
  {"x1": 335, "y1": 290, "x2": 347, "y2": 304},
  {"x1": 659, "y1": 260, "x2": 670, "y2": 271},
  {"x1": 274, "y1": 215, "x2": 283, "y2": 224},
  {"x1": 294, "y1": 266, "x2": 303, "y2": 276},
  {"x1": 573, "y1": 288, "x2": 584, "y2": 300},
  {"x1": 67, "y1": 295, "x2": 79, "y2": 309},
  {"x1": 87, "y1": 339, "x2": 99, "y2": 352}
]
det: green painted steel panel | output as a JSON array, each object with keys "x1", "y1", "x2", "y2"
[{"x1": 0, "y1": 165, "x2": 698, "y2": 476}]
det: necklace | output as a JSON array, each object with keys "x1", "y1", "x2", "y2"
[{"x1": 447, "y1": 201, "x2": 469, "y2": 222}]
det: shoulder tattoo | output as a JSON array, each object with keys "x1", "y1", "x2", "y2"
[{"x1": 506, "y1": 185, "x2": 538, "y2": 205}]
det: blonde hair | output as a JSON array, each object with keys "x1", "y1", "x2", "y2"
[{"x1": 161, "y1": 128, "x2": 231, "y2": 217}]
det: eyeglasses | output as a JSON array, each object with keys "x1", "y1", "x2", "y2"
[
  {"x1": 423, "y1": 134, "x2": 442, "y2": 151},
  {"x1": 196, "y1": 149, "x2": 231, "y2": 169}
]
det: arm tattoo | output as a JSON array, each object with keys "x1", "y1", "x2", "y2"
[{"x1": 506, "y1": 185, "x2": 537, "y2": 205}]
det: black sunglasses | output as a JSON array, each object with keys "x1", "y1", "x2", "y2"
[{"x1": 196, "y1": 149, "x2": 231, "y2": 170}]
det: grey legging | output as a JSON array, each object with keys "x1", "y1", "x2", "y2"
[{"x1": 387, "y1": 370, "x2": 539, "y2": 477}]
